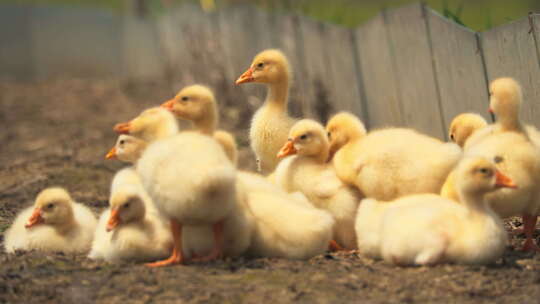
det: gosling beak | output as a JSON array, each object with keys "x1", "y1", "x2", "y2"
[
  {"x1": 25, "y1": 208, "x2": 43, "y2": 229},
  {"x1": 106, "y1": 208, "x2": 120, "y2": 232},
  {"x1": 277, "y1": 139, "x2": 297, "y2": 158},
  {"x1": 114, "y1": 122, "x2": 131, "y2": 134},
  {"x1": 161, "y1": 99, "x2": 175, "y2": 111},
  {"x1": 105, "y1": 146, "x2": 117, "y2": 160},
  {"x1": 495, "y1": 170, "x2": 517, "y2": 189},
  {"x1": 235, "y1": 67, "x2": 254, "y2": 85}
]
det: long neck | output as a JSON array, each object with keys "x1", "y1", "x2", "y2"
[
  {"x1": 497, "y1": 109, "x2": 523, "y2": 132},
  {"x1": 55, "y1": 209, "x2": 76, "y2": 234},
  {"x1": 193, "y1": 108, "x2": 217, "y2": 135},
  {"x1": 316, "y1": 142, "x2": 331, "y2": 164},
  {"x1": 148, "y1": 121, "x2": 177, "y2": 141},
  {"x1": 265, "y1": 77, "x2": 289, "y2": 111},
  {"x1": 458, "y1": 188, "x2": 491, "y2": 218}
]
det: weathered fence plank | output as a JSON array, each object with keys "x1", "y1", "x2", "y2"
[
  {"x1": 30, "y1": 6, "x2": 122, "y2": 80},
  {"x1": 297, "y1": 18, "x2": 338, "y2": 121},
  {"x1": 157, "y1": 5, "x2": 198, "y2": 87},
  {"x1": 0, "y1": 5, "x2": 34, "y2": 81},
  {"x1": 268, "y1": 13, "x2": 308, "y2": 117},
  {"x1": 426, "y1": 8, "x2": 490, "y2": 132},
  {"x1": 218, "y1": 6, "x2": 267, "y2": 106},
  {"x1": 532, "y1": 14, "x2": 540, "y2": 127},
  {"x1": 354, "y1": 13, "x2": 401, "y2": 129},
  {"x1": 481, "y1": 17, "x2": 540, "y2": 128},
  {"x1": 121, "y1": 14, "x2": 166, "y2": 81},
  {"x1": 1, "y1": 2, "x2": 540, "y2": 136},
  {"x1": 385, "y1": 3, "x2": 445, "y2": 139},
  {"x1": 321, "y1": 23, "x2": 366, "y2": 123}
]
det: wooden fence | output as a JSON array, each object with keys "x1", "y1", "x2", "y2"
[{"x1": 1, "y1": 3, "x2": 540, "y2": 139}]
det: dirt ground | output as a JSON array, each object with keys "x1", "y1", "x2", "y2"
[{"x1": 1, "y1": 78, "x2": 539, "y2": 304}]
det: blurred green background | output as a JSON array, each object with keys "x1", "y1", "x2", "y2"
[{"x1": 3, "y1": 0, "x2": 540, "y2": 30}]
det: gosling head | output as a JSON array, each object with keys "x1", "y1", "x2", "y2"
[
  {"x1": 106, "y1": 185, "x2": 146, "y2": 232},
  {"x1": 25, "y1": 187, "x2": 75, "y2": 229},
  {"x1": 105, "y1": 134, "x2": 147, "y2": 164},
  {"x1": 448, "y1": 113, "x2": 487, "y2": 147},
  {"x1": 277, "y1": 119, "x2": 329, "y2": 163},
  {"x1": 456, "y1": 157, "x2": 517, "y2": 199},
  {"x1": 161, "y1": 85, "x2": 218, "y2": 134},
  {"x1": 236, "y1": 49, "x2": 291, "y2": 85},
  {"x1": 113, "y1": 107, "x2": 178, "y2": 142},
  {"x1": 489, "y1": 77, "x2": 522, "y2": 122},
  {"x1": 325, "y1": 112, "x2": 367, "y2": 159}
]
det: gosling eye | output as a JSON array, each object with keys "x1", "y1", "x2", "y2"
[
  {"x1": 119, "y1": 140, "x2": 125, "y2": 145},
  {"x1": 123, "y1": 202, "x2": 130, "y2": 209},
  {"x1": 479, "y1": 168, "x2": 491, "y2": 175},
  {"x1": 327, "y1": 132, "x2": 331, "y2": 139},
  {"x1": 46, "y1": 203, "x2": 55, "y2": 210},
  {"x1": 257, "y1": 62, "x2": 264, "y2": 69},
  {"x1": 181, "y1": 96, "x2": 189, "y2": 102},
  {"x1": 300, "y1": 134, "x2": 308, "y2": 140},
  {"x1": 494, "y1": 156, "x2": 504, "y2": 164},
  {"x1": 450, "y1": 134, "x2": 455, "y2": 141}
]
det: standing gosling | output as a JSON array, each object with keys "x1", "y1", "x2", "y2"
[{"x1": 236, "y1": 49, "x2": 296, "y2": 173}]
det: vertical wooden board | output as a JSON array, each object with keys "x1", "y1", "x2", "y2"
[
  {"x1": 218, "y1": 6, "x2": 260, "y2": 102},
  {"x1": 268, "y1": 13, "x2": 307, "y2": 117},
  {"x1": 321, "y1": 23, "x2": 366, "y2": 123},
  {"x1": 385, "y1": 3, "x2": 445, "y2": 139},
  {"x1": 481, "y1": 17, "x2": 540, "y2": 128},
  {"x1": 121, "y1": 14, "x2": 166, "y2": 81},
  {"x1": 297, "y1": 17, "x2": 334, "y2": 122},
  {"x1": 215, "y1": 7, "x2": 242, "y2": 93},
  {"x1": 426, "y1": 9, "x2": 490, "y2": 133},
  {"x1": 156, "y1": 5, "x2": 195, "y2": 87},
  {"x1": 532, "y1": 14, "x2": 540, "y2": 127},
  {"x1": 246, "y1": 7, "x2": 275, "y2": 51},
  {"x1": 236, "y1": 6, "x2": 275, "y2": 101},
  {"x1": 0, "y1": 4, "x2": 34, "y2": 81},
  {"x1": 30, "y1": 6, "x2": 123, "y2": 80},
  {"x1": 354, "y1": 13, "x2": 401, "y2": 129}
]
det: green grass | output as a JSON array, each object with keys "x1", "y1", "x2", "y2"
[{"x1": 1, "y1": 0, "x2": 539, "y2": 31}]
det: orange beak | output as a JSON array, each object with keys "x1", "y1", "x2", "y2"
[
  {"x1": 114, "y1": 122, "x2": 131, "y2": 134},
  {"x1": 106, "y1": 208, "x2": 121, "y2": 232},
  {"x1": 25, "y1": 207, "x2": 43, "y2": 229},
  {"x1": 495, "y1": 170, "x2": 517, "y2": 189},
  {"x1": 277, "y1": 140, "x2": 297, "y2": 158},
  {"x1": 235, "y1": 67, "x2": 255, "y2": 84},
  {"x1": 161, "y1": 98, "x2": 175, "y2": 111},
  {"x1": 105, "y1": 146, "x2": 117, "y2": 160}
]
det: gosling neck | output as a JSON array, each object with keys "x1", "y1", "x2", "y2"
[
  {"x1": 316, "y1": 142, "x2": 331, "y2": 164},
  {"x1": 496, "y1": 109, "x2": 523, "y2": 133},
  {"x1": 148, "y1": 120, "x2": 178, "y2": 141},
  {"x1": 193, "y1": 109, "x2": 218, "y2": 136},
  {"x1": 458, "y1": 188, "x2": 491, "y2": 217},
  {"x1": 54, "y1": 210, "x2": 77, "y2": 235},
  {"x1": 264, "y1": 77, "x2": 289, "y2": 111}
]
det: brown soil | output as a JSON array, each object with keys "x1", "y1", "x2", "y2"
[{"x1": 0, "y1": 79, "x2": 539, "y2": 304}]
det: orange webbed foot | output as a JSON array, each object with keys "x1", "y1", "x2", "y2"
[
  {"x1": 521, "y1": 239, "x2": 540, "y2": 253},
  {"x1": 145, "y1": 252, "x2": 183, "y2": 267},
  {"x1": 328, "y1": 240, "x2": 345, "y2": 252}
]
